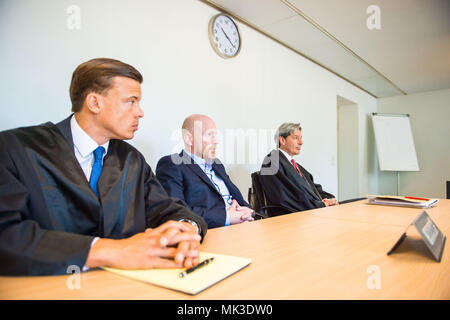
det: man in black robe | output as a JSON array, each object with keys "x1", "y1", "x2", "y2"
[
  {"x1": 259, "y1": 122, "x2": 338, "y2": 216},
  {"x1": 0, "y1": 58, "x2": 207, "y2": 275}
]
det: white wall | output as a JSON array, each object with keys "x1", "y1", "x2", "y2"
[
  {"x1": 377, "y1": 88, "x2": 450, "y2": 198},
  {"x1": 0, "y1": 0, "x2": 378, "y2": 199}
]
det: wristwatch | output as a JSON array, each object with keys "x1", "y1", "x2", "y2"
[{"x1": 179, "y1": 219, "x2": 201, "y2": 235}]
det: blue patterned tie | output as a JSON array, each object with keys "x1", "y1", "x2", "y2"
[
  {"x1": 89, "y1": 146, "x2": 105, "y2": 197},
  {"x1": 204, "y1": 163, "x2": 233, "y2": 207}
]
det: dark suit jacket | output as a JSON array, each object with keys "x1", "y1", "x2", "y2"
[
  {"x1": 0, "y1": 116, "x2": 207, "y2": 275},
  {"x1": 156, "y1": 151, "x2": 250, "y2": 229},
  {"x1": 259, "y1": 150, "x2": 335, "y2": 214}
]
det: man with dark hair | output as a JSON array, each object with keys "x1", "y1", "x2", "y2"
[
  {"x1": 69, "y1": 58, "x2": 144, "y2": 113},
  {"x1": 259, "y1": 122, "x2": 337, "y2": 216},
  {"x1": 0, "y1": 58, "x2": 207, "y2": 275}
]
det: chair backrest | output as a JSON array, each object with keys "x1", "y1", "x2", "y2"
[
  {"x1": 249, "y1": 171, "x2": 267, "y2": 213},
  {"x1": 249, "y1": 171, "x2": 299, "y2": 218},
  {"x1": 447, "y1": 181, "x2": 450, "y2": 199}
]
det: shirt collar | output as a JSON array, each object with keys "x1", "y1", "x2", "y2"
[
  {"x1": 278, "y1": 148, "x2": 295, "y2": 162},
  {"x1": 70, "y1": 115, "x2": 109, "y2": 158},
  {"x1": 184, "y1": 149, "x2": 213, "y2": 170}
]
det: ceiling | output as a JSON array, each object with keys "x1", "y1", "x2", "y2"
[{"x1": 200, "y1": 0, "x2": 450, "y2": 98}]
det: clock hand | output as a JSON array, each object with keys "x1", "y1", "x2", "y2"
[{"x1": 221, "y1": 27, "x2": 235, "y2": 49}]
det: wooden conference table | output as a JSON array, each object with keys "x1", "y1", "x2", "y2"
[{"x1": 1, "y1": 199, "x2": 449, "y2": 299}]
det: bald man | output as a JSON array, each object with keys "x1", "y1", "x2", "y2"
[{"x1": 156, "y1": 114, "x2": 254, "y2": 229}]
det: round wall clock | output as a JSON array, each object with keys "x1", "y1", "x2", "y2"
[{"x1": 208, "y1": 14, "x2": 241, "y2": 58}]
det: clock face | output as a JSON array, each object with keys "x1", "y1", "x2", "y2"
[{"x1": 209, "y1": 14, "x2": 241, "y2": 58}]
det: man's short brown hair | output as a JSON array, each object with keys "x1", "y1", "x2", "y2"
[{"x1": 70, "y1": 58, "x2": 143, "y2": 112}]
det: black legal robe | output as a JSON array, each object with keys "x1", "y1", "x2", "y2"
[
  {"x1": 0, "y1": 116, "x2": 207, "y2": 275},
  {"x1": 259, "y1": 150, "x2": 335, "y2": 214}
]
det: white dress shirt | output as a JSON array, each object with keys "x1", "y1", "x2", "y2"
[{"x1": 70, "y1": 115, "x2": 109, "y2": 180}]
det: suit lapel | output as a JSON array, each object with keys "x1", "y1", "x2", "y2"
[
  {"x1": 299, "y1": 164, "x2": 322, "y2": 200},
  {"x1": 181, "y1": 151, "x2": 221, "y2": 194},
  {"x1": 97, "y1": 140, "x2": 121, "y2": 199},
  {"x1": 212, "y1": 161, "x2": 236, "y2": 196},
  {"x1": 55, "y1": 115, "x2": 101, "y2": 200},
  {"x1": 278, "y1": 151, "x2": 320, "y2": 201},
  {"x1": 211, "y1": 161, "x2": 227, "y2": 182}
]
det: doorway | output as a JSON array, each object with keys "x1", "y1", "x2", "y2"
[{"x1": 337, "y1": 96, "x2": 360, "y2": 201}]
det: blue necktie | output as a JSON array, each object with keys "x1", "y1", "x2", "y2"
[{"x1": 89, "y1": 146, "x2": 105, "y2": 197}]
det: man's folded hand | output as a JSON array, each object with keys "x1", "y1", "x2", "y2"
[{"x1": 85, "y1": 220, "x2": 201, "y2": 270}]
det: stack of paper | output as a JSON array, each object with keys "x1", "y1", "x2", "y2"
[
  {"x1": 367, "y1": 195, "x2": 439, "y2": 208},
  {"x1": 102, "y1": 252, "x2": 251, "y2": 295}
]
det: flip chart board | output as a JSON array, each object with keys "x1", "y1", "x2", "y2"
[{"x1": 371, "y1": 113, "x2": 419, "y2": 171}]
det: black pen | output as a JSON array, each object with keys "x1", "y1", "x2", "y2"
[{"x1": 178, "y1": 257, "x2": 215, "y2": 278}]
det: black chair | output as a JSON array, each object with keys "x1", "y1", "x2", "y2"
[
  {"x1": 248, "y1": 171, "x2": 296, "y2": 218},
  {"x1": 447, "y1": 181, "x2": 450, "y2": 199}
]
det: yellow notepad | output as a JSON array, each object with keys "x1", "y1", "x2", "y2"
[{"x1": 102, "y1": 252, "x2": 251, "y2": 295}]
